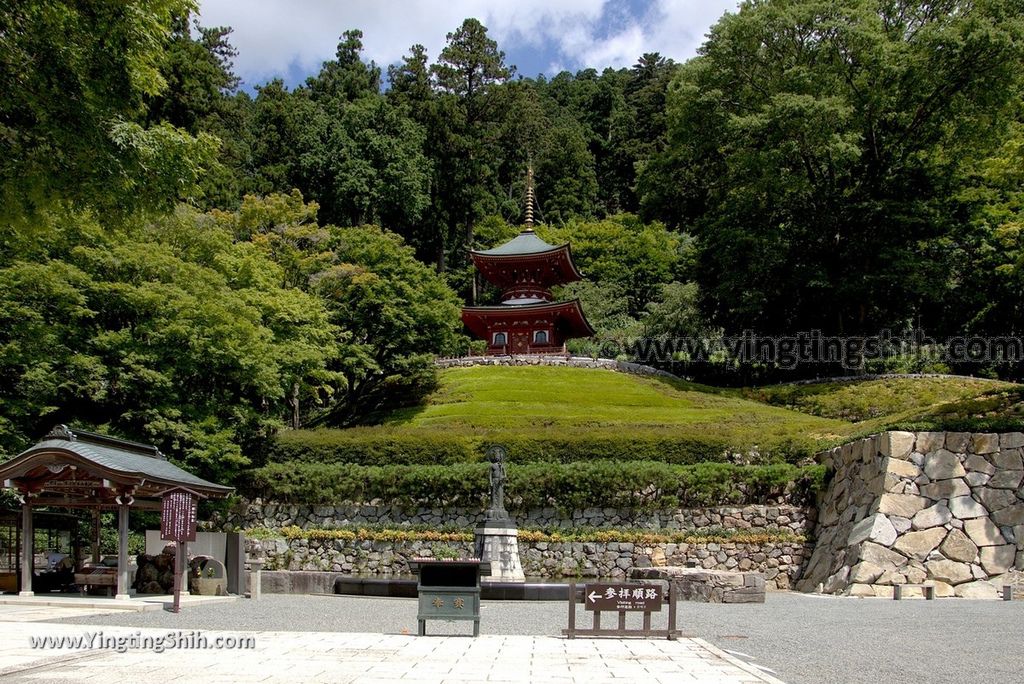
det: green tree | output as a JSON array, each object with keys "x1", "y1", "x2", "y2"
[
  {"x1": 0, "y1": 0, "x2": 217, "y2": 219},
  {"x1": 0, "y1": 207, "x2": 336, "y2": 478},
  {"x1": 640, "y1": 0, "x2": 1024, "y2": 336},
  {"x1": 307, "y1": 30, "x2": 381, "y2": 103},
  {"x1": 431, "y1": 19, "x2": 514, "y2": 299},
  {"x1": 545, "y1": 215, "x2": 682, "y2": 317}
]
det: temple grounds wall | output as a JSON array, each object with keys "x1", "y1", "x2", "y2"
[
  {"x1": 228, "y1": 430, "x2": 1024, "y2": 598},
  {"x1": 797, "y1": 431, "x2": 1024, "y2": 598},
  {"x1": 435, "y1": 355, "x2": 679, "y2": 379},
  {"x1": 219, "y1": 502, "x2": 815, "y2": 537},
  {"x1": 249, "y1": 537, "x2": 810, "y2": 590}
]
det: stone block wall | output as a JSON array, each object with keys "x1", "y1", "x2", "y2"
[
  {"x1": 250, "y1": 536, "x2": 811, "y2": 590},
  {"x1": 434, "y1": 354, "x2": 680, "y2": 380},
  {"x1": 218, "y1": 501, "x2": 815, "y2": 537},
  {"x1": 797, "y1": 431, "x2": 1024, "y2": 598}
]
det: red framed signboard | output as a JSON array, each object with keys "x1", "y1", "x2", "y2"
[{"x1": 160, "y1": 488, "x2": 198, "y2": 542}]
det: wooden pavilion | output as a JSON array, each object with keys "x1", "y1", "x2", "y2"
[{"x1": 0, "y1": 425, "x2": 232, "y2": 598}]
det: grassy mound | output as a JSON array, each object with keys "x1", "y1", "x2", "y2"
[
  {"x1": 265, "y1": 367, "x2": 852, "y2": 469},
  {"x1": 378, "y1": 366, "x2": 847, "y2": 455},
  {"x1": 741, "y1": 376, "x2": 1018, "y2": 423},
  {"x1": 251, "y1": 366, "x2": 1022, "y2": 508}
]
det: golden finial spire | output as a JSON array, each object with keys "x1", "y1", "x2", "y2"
[{"x1": 524, "y1": 163, "x2": 535, "y2": 231}]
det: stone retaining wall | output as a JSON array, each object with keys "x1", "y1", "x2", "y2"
[
  {"x1": 632, "y1": 567, "x2": 766, "y2": 603},
  {"x1": 219, "y1": 501, "x2": 815, "y2": 537},
  {"x1": 248, "y1": 536, "x2": 810, "y2": 590},
  {"x1": 435, "y1": 355, "x2": 679, "y2": 380},
  {"x1": 797, "y1": 431, "x2": 1024, "y2": 598}
]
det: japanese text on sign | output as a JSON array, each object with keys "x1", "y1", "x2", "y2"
[
  {"x1": 160, "y1": 490, "x2": 198, "y2": 542},
  {"x1": 583, "y1": 583, "x2": 663, "y2": 612}
]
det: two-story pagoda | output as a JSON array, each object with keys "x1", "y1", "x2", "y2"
[{"x1": 461, "y1": 174, "x2": 593, "y2": 355}]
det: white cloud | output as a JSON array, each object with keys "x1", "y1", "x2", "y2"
[{"x1": 195, "y1": 0, "x2": 739, "y2": 86}]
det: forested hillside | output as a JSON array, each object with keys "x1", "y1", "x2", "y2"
[{"x1": 2, "y1": 0, "x2": 1023, "y2": 479}]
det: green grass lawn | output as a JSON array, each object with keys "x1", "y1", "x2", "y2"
[
  {"x1": 740, "y1": 376, "x2": 1019, "y2": 423},
  {"x1": 380, "y1": 365, "x2": 849, "y2": 452},
  {"x1": 272, "y1": 367, "x2": 1022, "y2": 470}
]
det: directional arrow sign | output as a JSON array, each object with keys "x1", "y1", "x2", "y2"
[{"x1": 583, "y1": 583, "x2": 663, "y2": 612}]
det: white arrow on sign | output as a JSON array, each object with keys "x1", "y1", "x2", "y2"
[{"x1": 587, "y1": 591, "x2": 600, "y2": 603}]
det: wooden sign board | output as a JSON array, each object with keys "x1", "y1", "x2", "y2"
[
  {"x1": 583, "y1": 583, "x2": 663, "y2": 612},
  {"x1": 160, "y1": 489, "x2": 198, "y2": 542}
]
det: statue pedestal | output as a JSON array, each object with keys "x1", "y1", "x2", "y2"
[{"x1": 475, "y1": 518, "x2": 525, "y2": 583}]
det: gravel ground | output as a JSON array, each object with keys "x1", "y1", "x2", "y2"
[{"x1": 54, "y1": 592, "x2": 1024, "y2": 684}]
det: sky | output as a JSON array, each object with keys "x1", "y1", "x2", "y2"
[{"x1": 195, "y1": 0, "x2": 741, "y2": 91}]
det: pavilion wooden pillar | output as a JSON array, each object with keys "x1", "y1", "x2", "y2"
[
  {"x1": 115, "y1": 498, "x2": 131, "y2": 600},
  {"x1": 19, "y1": 498, "x2": 33, "y2": 597},
  {"x1": 91, "y1": 509, "x2": 101, "y2": 563}
]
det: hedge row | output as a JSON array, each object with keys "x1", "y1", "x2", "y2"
[
  {"x1": 244, "y1": 460, "x2": 825, "y2": 510},
  {"x1": 245, "y1": 524, "x2": 805, "y2": 545},
  {"x1": 264, "y1": 429, "x2": 816, "y2": 467}
]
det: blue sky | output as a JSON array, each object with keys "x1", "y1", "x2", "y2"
[{"x1": 196, "y1": 0, "x2": 741, "y2": 92}]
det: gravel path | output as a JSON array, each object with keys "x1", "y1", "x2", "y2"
[{"x1": 54, "y1": 592, "x2": 1024, "y2": 683}]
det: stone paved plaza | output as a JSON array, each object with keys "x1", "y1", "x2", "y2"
[
  {"x1": 0, "y1": 614, "x2": 778, "y2": 684},
  {"x1": 0, "y1": 591, "x2": 1022, "y2": 682}
]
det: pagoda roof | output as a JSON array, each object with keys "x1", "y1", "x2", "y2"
[
  {"x1": 471, "y1": 229, "x2": 563, "y2": 257},
  {"x1": 470, "y1": 230, "x2": 584, "y2": 289},
  {"x1": 461, "y1": 298, "x2": 595, "y2": 339}
]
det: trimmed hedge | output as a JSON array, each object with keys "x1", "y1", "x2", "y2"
[
  {"x1": 263, "y1": 428, "x2": 815, "y2": 467},
  {"x1": 266, "y1": 430, "x2": 475, "y2": 466},
  {"x1": 245, "y1": 524, "x2": 805, "y2": 545},
  {"x1": 244, "y1": 460, "x2": 825, "y2": 510}
]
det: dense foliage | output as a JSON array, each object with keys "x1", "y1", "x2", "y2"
[
  {"x1": 640, "y1": 0, "x2": 1024, "y2": 349},
  {"x1": 246, "y1": 460, "x2": 824, "y2": 510},
  {"x1": 248, "y1": 524, "x2": 805, "y2": 545},
  {"x1": 2, "y1": 0, "x2": 1023, "y2": 485}
]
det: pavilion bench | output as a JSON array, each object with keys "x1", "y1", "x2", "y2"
[{"x1": 75, "y1": 566, "x2": 117, "y2": 596}]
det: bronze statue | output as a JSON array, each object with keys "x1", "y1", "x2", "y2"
[{"x1": 486, "y1": 445, "x2": 508, "y2": 519}]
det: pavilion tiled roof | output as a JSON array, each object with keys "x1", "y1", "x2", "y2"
[{"x1": 0, "y1": 425, "x2": 232, "y2": 498}]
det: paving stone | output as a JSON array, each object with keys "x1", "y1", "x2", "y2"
[
  {"x1": 987, "y1": 470, "x2": 1023, "y2": 490},
  {"x1": 964, "y1": 518, "x2": 1006, "y2": 547},
  {"x1": 876, "y1": 494, "x2": 928, "y2": 518},
  {"x1": 882, "y1": 432, "x2": 916, "y2": 460},
  {"x1": 925, "y1": 559, "x2": 973, "y2": 585},
  {"x1": 992, "y1": 504, "x2": 1024, "y2": 526},
  {"x1": 980, "y1": 545, "x2": 1016, "y2": 575},
  {"x1": 939, "y1": 529, "x2": 978, "y2": 564},
  {"x1": 948, "y1": 496, "x2": 987, "y2": 519},
  {"x1": 893, "y1": 528, "x2": 947, "y2": 561},
  {"x1": 919, "y1": 479, "x2": 970, "y2": 500},
  {"x1": 970, "y1": 434, "x2": 1000, "y2": 455},
  {"x1": 847, "y1": 514, "x2": 897, "y2": 547},
  {"x1": 923, "y1": 449, "x2": 966, "y2": 480},
  {"x1": 911, "y1": 502, "x2": 952, "y2": 530},
  {"x1": 992, "y1": 450, "x2": 1024, "y2": 471}
]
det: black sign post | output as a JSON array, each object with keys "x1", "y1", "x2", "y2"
[
  {"x1": 564, "y1": 582, "x2": 679, "y2": 640},
  {"x1": 160, "y1": 487, "x2": 201, "y2": 613}
]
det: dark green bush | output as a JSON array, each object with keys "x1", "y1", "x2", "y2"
[
  {"x1": 266, "y1": 429, "x2": 476, "y2": 466},
  {"x1": 244, "y1": 460, "x2": 825, "y2": 510},
  {"x1": 264, "y1": 428, "x2": 811, "y2": 467}
]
